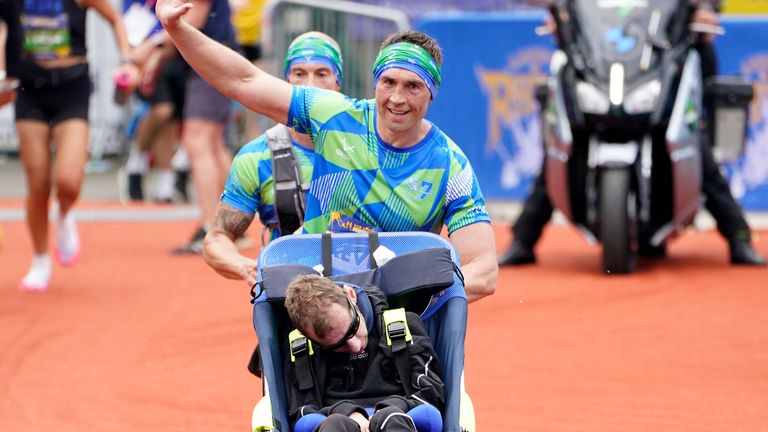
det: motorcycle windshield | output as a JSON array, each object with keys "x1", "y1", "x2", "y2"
[{"x1": 571, "y1": 0, "x2": 681, "y2": 81}]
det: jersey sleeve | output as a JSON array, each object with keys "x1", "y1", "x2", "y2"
[
  {"x1": 220, "y1": 138, "x2": 270, "y2": 215},
  {"x1": 444, "y1": 146, "x2": 491, "y2": 234}
]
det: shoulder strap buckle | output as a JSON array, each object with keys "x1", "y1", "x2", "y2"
[
  {"x1": 288, "y1": 329, "x2": 314, "y2": 362},
  {"x1": 383, "y1": 308, "x2": 413, "y2": 348},
  {"x1": 387, "y1": 321, "x2": 407, "y2": 341}
]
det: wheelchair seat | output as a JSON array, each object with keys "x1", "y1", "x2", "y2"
[{"x1": 251, "y1": 232, "x2": 475, "y2": 432}]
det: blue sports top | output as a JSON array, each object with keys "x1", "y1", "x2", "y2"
[
  {"x1": 287, "y1": 86, "x2": 490, "y2": 235},
  {"x1": 200, "y1": 0, "x2": 235, "y2": 45},
  {"x1": 221, "y1": 127, "x2": 315, "y2": 242},
  {"x1": 20, "y1": 0, "x2": 87, "y2": 60}
]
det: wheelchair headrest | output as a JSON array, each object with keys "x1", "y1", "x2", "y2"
[{"x1": 258, "y1": 247, "x2": 456, "y2": 314}]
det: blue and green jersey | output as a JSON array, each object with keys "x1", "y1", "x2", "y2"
[
  {"x1": 221, "y1": 128, "x2": 315, "y2": 242},
  {"x1": 287, "y1": 86, "x2": 490, "y2": 235}
]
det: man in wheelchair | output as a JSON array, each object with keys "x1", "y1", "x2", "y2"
[{"x1": 283, "y1": 274, "x2": 445, "y2": 432}]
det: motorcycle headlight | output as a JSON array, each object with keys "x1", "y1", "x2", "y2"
[
  {"x1": 624, "y1": 79, "x2": 662, "y2": 114},
  {"x1": 575, "y1": 81, "x2": 610, "y2": 115}
]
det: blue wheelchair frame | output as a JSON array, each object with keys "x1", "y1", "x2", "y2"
[{"x1": 252, "y1": 232, "x2": 470, "y2": 432}]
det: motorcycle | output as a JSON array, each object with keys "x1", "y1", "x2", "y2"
[{"x1": 534, "y1": 0, "x2": 752, "y2": 274}]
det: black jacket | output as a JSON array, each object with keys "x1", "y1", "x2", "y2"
[{"x1": 284, "y1": 284, "x2": 445, "y2": 424}]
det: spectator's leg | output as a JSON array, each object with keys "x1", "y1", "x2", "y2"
[
  {"x1": 151, "y1": 120, "x2": 179, "y2": 202},
  {"x1": 171, "y1": 72, "x2": 232, "y2": 254},
  {"x1": 700, "y1": 141, "x2": 765, "y2": 265},
  {"x1": 18, "y1": 120, "x2": 53, "y2": 256},
  {"x1": 51, "y1": 118, "x2": 88, "y2": 266},
  {"x1": 17, "y1": 119, "x2": 54, "y2": 290},
  {"x1": 499, "y1": 168, "x2": 553, "y2": 266}
]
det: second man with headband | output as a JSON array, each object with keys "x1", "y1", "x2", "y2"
[{"x1": 202, "y1": 31, "x2": 344, "y2": 289}]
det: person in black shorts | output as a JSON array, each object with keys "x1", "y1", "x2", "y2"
[{"x1": 16, "y1": 0, "x2": 138, "y2": 291}]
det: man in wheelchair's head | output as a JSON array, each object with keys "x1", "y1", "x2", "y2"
[
  {"x1": 282, "y1": 274, "x2": 445, "y2": 432},
  {"x1": 285, "y1": 275, "x2": 369, "y2": 354}
]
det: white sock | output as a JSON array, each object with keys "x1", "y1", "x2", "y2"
[
  {"x1": 171, "y1": 146, "x2": 189, "y2": 171},
  {"x1": 56, "y1": 212, "x2": 80, "y2": 265},
  {"x1": 154, "y1": 169, "x2": 175, "y2": 200},
  {"x1": 21, "y1": 253, "x2": 52, "y2": 291},
  {"x1": 126, "y1": 144, "x2": 149, "y2": 174}
]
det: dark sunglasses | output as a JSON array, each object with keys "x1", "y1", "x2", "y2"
[{"x1": 315, "y1": 294, "x2": 360, "y2": 351}]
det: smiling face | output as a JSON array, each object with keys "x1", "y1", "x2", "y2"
[{"x1": 375, "y1": 68, "x2": 432, "y2": 141}]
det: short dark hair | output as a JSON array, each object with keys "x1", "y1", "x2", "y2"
[
  {"x1": 285, "y1": 274, "x2": 347, "y2": 339},
  {"x1": 380, "y1": 30, "x2": 443, "y2": 67}
]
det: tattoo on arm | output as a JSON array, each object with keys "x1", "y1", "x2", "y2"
[{"x1": 213, "y1": 204, "x2": 254, "y2": 238}]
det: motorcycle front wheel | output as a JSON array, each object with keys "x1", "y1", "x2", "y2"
[{"x1": 599, "y1": 167, "x2": 637, "y2": 274}]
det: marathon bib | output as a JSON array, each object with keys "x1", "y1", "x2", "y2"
[{"x1": 22, "y1": 13, "x2": 72, "y2": 61}]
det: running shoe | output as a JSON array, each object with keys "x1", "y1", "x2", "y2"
[
  {"x1": 55, "y1": 212, "x2": 80, "y2": 267},
  {"x1": 20, "y1": 254, "x2": 52, "y2": 292}
]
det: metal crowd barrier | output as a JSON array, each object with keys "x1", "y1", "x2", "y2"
[{"x1": 262, "y1": 0, "x2": 410, "y2": 99}]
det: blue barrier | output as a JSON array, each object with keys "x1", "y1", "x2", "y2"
[
  {"x1": 714, "y1": 18, "x2": 768, "y2": 210},
  {"x1": 417, "y1": 13, "x2": 768, "y2": 210}
]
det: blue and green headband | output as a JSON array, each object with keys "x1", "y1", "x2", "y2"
[
  {"x1": 372, "y1": 42, "x2": 441, "y2": 99},
  {"x1": 283, "y1": 36, "x2": 344, "y2": 86}
]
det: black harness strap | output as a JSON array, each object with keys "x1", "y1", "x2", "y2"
[
  {"x1": 368, "y1": 231, "x2": 379, "y2": 270},
  {"x1": 288, "y1": 330, "x2": 322, "y2": 402},
  {"x1": 384, "y1": 311, "x2": 415, "y2": 396},
  {"x1": 266, "y1": 125, "x2": 306, "y2": 235},
  {"x1": 322, "y1": 233, "x2": 332, "y2": 277},
  {"x1": 291, "y1": 338, "x2": 314, "y2": 390}
]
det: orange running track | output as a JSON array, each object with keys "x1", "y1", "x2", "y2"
[{"x1": 1, "y1": 202, "x2": 767, "y2": 432}]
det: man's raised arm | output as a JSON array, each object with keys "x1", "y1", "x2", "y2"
[{"x1": 155, "y1": 0, "x2": 292, "y2": 124}]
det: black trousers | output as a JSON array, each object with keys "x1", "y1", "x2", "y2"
[
  {"x1": 512, "y1": 162, "x2": 553, "y2": 248},
  {"x1": 315, "y1": 407, "x2": 417, "y2": 432},
  {"x1": 696, "y1": 40, "x2": 750, "y2": 241},
  {"x1": 700, "y1": 136, "x2": 750, "y2": 241}
]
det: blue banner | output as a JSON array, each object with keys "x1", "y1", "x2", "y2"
[
  {"x1": 418, "y1": 12, "x2": 554, "y2": 203},
  {"x1": 417, "y1": 13, "x2": 768, "y2": 210},
  {"x1": 714, "y1": 19, "x2": 768, "y2": 210}
]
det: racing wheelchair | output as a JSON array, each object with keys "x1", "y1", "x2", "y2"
[{"x1": 249, "y1": 232, "x2": 476, "y2": 432}]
